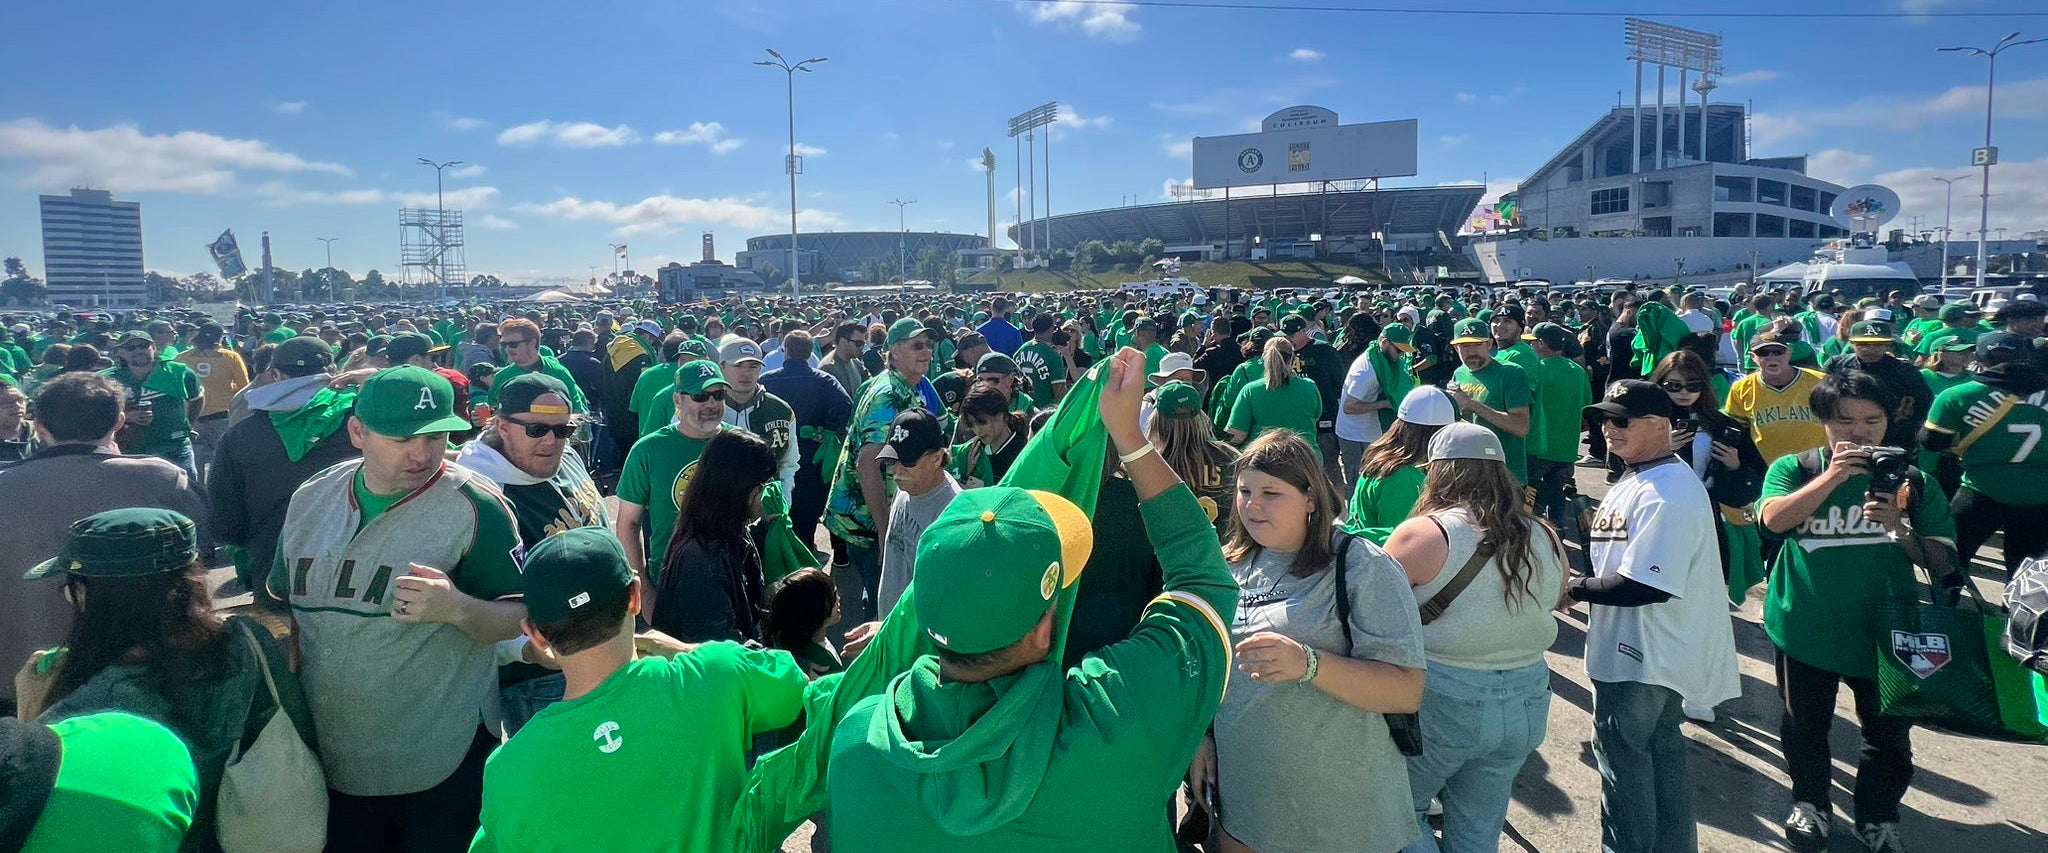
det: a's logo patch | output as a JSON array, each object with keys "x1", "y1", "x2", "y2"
[
  {"x1": 415, "y1": 387, "x2": 436, "y2": 410},
  {"x1": 1040, "y1": 562, "x2": 1060, "y2": 600},
  {"x1": 1891, "y1": 631, "x2": 1951, "y2": 679},
  {"x1": 594, "y1": 720, "x2": 623, "y2": 753}
]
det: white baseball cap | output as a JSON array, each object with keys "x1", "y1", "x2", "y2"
[
  {"x1": 1396, "y1": 386, "x2": 1456, "y2": 427},
  {"x1": 632, "y1": 320, "x2": 663, "y2": 338}
]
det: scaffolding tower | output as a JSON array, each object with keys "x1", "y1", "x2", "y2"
[{"x1": 400, "y1": 208, "x2": 465, "y2": 294}]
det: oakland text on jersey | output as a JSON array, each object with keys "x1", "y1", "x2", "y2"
[
  {"x1": 291, "y1": 557, "x2": 396, "y2": 605},
  {"x1": 1793, "y1": 504, "x2": 1890, "y2": 551}
]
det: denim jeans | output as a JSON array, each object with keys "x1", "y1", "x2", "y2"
[
  {"x1": 828, "y1": 543, "x2": 880, "y2": 647},
  {"x1": 159, "y1": 441, "x2": 200, "y2": 486},
  {"x1": 500, "y1": 673, "x2": 566, "y2": 736},
  {"x1": 1591, "y1": 679, "x2": 1695, "y2": 853},
  {"x1": 1337, "y1": 437, "x2": 1370, "y2": 497},
  {"x1": 1403, "y1": 660, "x2": 1553, "y2": 853}
]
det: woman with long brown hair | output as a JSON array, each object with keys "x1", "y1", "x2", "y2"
[
  {"x1": 1146, "y1": 380, "x2": 1237, "y2": 529},
  {"x1": 654, "y1": 429, "x2": 779, "y2": 643},
  {"x1": 1194, "y1": 430, "x2": 1426, "y2": 853},
  {"x1": 1382, "y1": 422, "x2": 1568, "y2": 853},
  {"x1": 1343, "y1": 386, "x2": 1457, "y2": 544},
  {"x1": 1224, "y1": 337, "x2": 1322, "y2": 455}
]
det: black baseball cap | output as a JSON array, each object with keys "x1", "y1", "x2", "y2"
[
  {"x1": 1584, "y1": 379, "x2": 1674, "y2": 421},
  {"x1": 1977, "y1": 331, "x2": 2027, "y2": 361},
  {"x1": 386, "y1": 332, "x2": 434, "y2": 363},
  {"x1": 522, "y1": 527, "x2": 634, "y2": 625},
  {"x1": 876, "y1": 408, "x2": 947, "y2": 464},
  {"x1": 272, "y1": 336, "x2": 335, "y2": 371}
]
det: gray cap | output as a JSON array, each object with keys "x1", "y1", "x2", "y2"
[
  {"x1": 1426, "y1": 422, "x2": 1505, "y2": 463},
  {"x1": 719, "y1": 337, "x2": 763, "y2": 365}
]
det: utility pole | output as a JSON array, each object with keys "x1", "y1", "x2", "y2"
[
  {"x1": 756, "y1": 49, "x2": 827, "y2": 299},
  {"x1": 1940, "y1": 33, "x2": 2045, "y2": 290},
  {"x1": 890, "y1": 198, "x2": 916, "y2": 282},
  {"x1": 1932, "y1": 174, "x2": 1967, "y2": 288},
  {"x1": 608, "y1": 244, "x2": 624, "y2": 278},
  {"x1": 318, "y1": 237, "x2": 338, "y2": 299}
]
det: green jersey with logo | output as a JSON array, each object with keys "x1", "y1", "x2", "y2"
[
  {"x1": 1014, "y1": 340, "x2": 1065, "y2": 399},
  {"x1": 469, "y1": 646, "x2": 805, "y2": 853},
  {"x1": 101, "y1": 361, "x2": 200, "y2": 457},
  {"x1": 1760, "y1": 452, "x2": 1955, "y2": 677},
  {"x1": 1926, "y1": 380, "x2": 2048, "y2": 505},
  {"x1": 618, "y1": 424, "x2": 722, "y2": 577},
  {"x1": 1453, "y1": 359, "x2": 1533, "y2": 483},
  {"x1": 487, "y1": 355, "x2": 588, "y2": 412}
]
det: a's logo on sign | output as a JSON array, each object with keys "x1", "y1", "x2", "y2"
[
  {"x1": 1288, "y1": 142, "x2": 1310, "y2": 172},
  {"x1": 1891, "y1": 631, "x2": 1951, "y2": 679},
  {"x1": 1237, "y1": 148, "x2": 1263, "y2": 173}
]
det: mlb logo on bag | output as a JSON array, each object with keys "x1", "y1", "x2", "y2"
[{"x1": 1891, "y1": 631, "x2": 1952, "y2": 679}]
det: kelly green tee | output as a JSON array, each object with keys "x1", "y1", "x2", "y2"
[
  {"x1": 469, "y1": 646, "x2": 805, "y2": 853},
  {"x1": 1759, "y1": 452, "x2": 1955, "y2": 678},
  {"x1": 1925, "y1": 379, "x2": 2048, "y2": 505},
  {"x1": 1530, "y1": 354, "x2": 1591, "y2": 463},
  {"x1": 21, "y1": 712, "x2": 198, "y2": 853},
  {"x1": 1343, "y1": 463, "x2": 1425, "y2": 544},
  {"x1": 101, "y1": 361, "x2": 201, "y2": 457},
  {"x1": 1453, "y1": 359, "x2": 1533, "y2": 484},
  {"x1": 1225, "y1": 376, "x2": 1323, "y2": 455},
  {"x1": 1014, "y1": 339, "x2": 1066, "y2": 400},
  {"x1": 617, "y1": 424, "x2": 721, "y2": 577},
  {"x1": 487, "y1": 355, "x2": 588, "y2": 411}
]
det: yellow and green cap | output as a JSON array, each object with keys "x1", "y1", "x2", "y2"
[
  {"x1": 25, "y1": 508, "x2": 197, "y2": 579},
  {"x1": 1848, "y1": 320, "x2": 1895, "y2": 343},
  {"x1": 914, "y1": 487, "x2": 1093, "y2": 655},
  {"x1": 673, "y1": 359, "x2": 729, "y2": 396},
  {"x1": 353, "y1": 365, "x2": 472, "y2": 437},
  {"x1": 1450, "y1": 317, "x2": 1491, "y2": 345}
]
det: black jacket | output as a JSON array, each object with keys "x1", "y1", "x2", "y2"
[
  {"x1": 207, "y1": 410, "x2": 359, "y2": 585},
  {"x1": 653, "y1": 532, "x2": 766, "y2": 645}
]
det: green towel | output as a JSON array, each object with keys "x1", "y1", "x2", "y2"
[
  {"x1": 757, "y1": 482, "x2": 819, "y2": 585},
  {"x1": 267, "y1": 387, "x2": 357, "y2": 462}
]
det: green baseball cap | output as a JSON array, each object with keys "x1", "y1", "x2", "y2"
[
  {"x1": 673, "y1": 359, "x2": 729, "y2": 396},
  {"x1": 1132, "y1": 315, "x2": 1158, "y2": 332},
  {"x1": 353, "y1": 365, "x2": 473, "y2": 437},
  {"x1": 885, "y1": 317, "x2": 925, "y2": 346},
  {"x1": 1934, "y1": 333, "x2": 1977, "y2": 353},
  {"x1": 1278, "y1": 314, "x2": 1309, "y2": 335},
  {"x1": 914, "y1": 487, "x2": 1093, "y2": 655},
  {"x1": 1523, "y1": 321, "x2": 1572, "y2": 351},
  {"x1": 114, "y1": 329, "x2": 153, "y2": 346},
  {"x1": 1154, "y1": 380, "x2": 1202, "y2": 418},
  {"x1": 1177, "y1": 310, "x2": 1202, "y2": 328},
  {"x1": 676, "y1": 339, "x2": 710, "y2": 360},
  {"x1": 975, "y1": 352, "x2": 1019, "y2": 376},
  {"x1": 25, "y1": 508, "x2": 197, "y2": 579},
  {"x1": 1237, "y1": 325, "x2": 1275, "y2": 345},
  {"x1": 1380, "y1": 322, "x2": 1415, "y2": 352},
  {"x1": 1938, "y1": 303, "x2": 1976, "y2": 321},
  {"x1": 522, "y1": 527, "x2": 634, "y2": 625},
  {"x1": 1450, "y1": 318, "x2": 1491, "y2": 345}
]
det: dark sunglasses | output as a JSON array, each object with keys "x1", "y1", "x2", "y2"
[
  {"x1": 1751, "y1": 345, "x2": 1788, "y2": 357},
  {"x1": 502, "y1": 338, "x2": 535, "y2": 348},
  {"x1": 117, "y1": 342, "x2": 151, "y2": 352},
  {"x1": 688, "y1": 389, "x2": 727, "y2": 403},
  {"x1": 1659, "y1": 381, "x2": 1706, "y2": 394},
  {"x1": 502, "y1": 416, "x2": 577, "y2": 439},
  {"x1": 903, "y1": 340, "x2": 932, "y2": 352},
  {"x1": 1599, "y1": 415, "x2": 1634, "y2": 429}
]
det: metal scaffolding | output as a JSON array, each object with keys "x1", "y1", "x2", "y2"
[{"x1": 399, "y1": 208, "x2": 465, "y2": 294}]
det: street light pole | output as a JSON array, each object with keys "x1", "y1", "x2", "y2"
[
  {"x1": 890, "y1": 198, "x2": 916, "y2": 282},
  {"x1": 1941, "y1": 33, "x2": 2045, "y2": 291},
  {"x1": 1932, "y1": 174, "x2": 1967, "y2": 288},
  {"x1": 608, "y1": 243, "x2": 624, "y2": 279},
  {"x1": 756, "y1": 49, "x2": 827, "y2": 299},
  {"x1": 317, "y1": 237, "x2": 338, "y2": 271},
  {"x1": 317, "y1": 237, "x2": 338, "y2": 299},
  {"x1": 417, "y1": 158, "x2": 463, "y2": 295}
]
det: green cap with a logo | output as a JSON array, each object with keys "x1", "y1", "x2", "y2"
[
  {"x1": 25, "y1": 508, "x2": 198, "y2": 579},
  {"x1": 915, "y1": 487, "x2": 1092, "y2": 655},
  {"x1": 885, "y1": 317, "x2": 926, "y2": 346},
  {"x1": 1379, "y1": 322, "x2": 1415, "y2": 351},
  {"x1": 353, "y1": 365, "x2": 473, "y2": 437},
  {"x1": 673, "y1": 359, "x2": 729, "y2": 396},
  {"x1": 1450, "y1": 317, "x2": 1491, "y2": 345},
  {"x1": 1154, "y1": 380, "x2": 1203, "y2": 419},
  {"x1": 523, "y1": 527, "x2": 635, "y2": 625},
  {"x1": 1848, "y1": 321, "x2": 1896, "y2": 343}
]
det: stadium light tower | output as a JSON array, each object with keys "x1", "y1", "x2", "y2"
[
  {"x1": 1940, "y1": 32, "x2": 2043, "y2": 290},
  {"x1": 756, "y1": 49, "x2": 826, "y2": 298},
  {"x1": 890, "y1": 198, "x2": 916, "y2": 281},
  {"x1": 1008, "y1": 102, "x2": 1058, "y2": 262},
  {"x1": 417, "y1": 158, "x2": 462, "y2": 294}
]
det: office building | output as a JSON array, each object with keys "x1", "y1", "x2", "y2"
[{"x1": 39, "y1": 188, "x2": 146, "y2": 306}]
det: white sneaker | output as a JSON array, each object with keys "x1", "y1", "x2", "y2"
[
  {"x1": 1784, "y1": 802, "x2": 1830, "y2": 852},
  {"x1": 1856, "y1": 821, "x2": 1908, "y2": 853},
  {"x1": 1683, "y1": 701, "x2": 1717, "y2": 724}
]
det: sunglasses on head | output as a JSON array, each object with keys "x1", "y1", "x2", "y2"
[
  {"x1": 503, "y1": 416, "x2": 577, "y2": 439},
  {"x1": 1659, "y1": 380, "x2": 1707, "y2": 394},
  {"x1": 689, "y1": 389, "x2": 727, "y2": 403}
]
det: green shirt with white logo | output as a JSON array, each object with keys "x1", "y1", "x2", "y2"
[
  {"x1": 1014, "y1": 340, "x2": 1065, "y2": 400},
  {"x1": 618, "y1": 424, "x2": 721, "y2": 578}
]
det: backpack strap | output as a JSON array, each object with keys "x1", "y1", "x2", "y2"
[
  {"x1": 1419, "y1": 536, "x2": 1498, "y2": 626},
  {"x1": 1331, "y1": 532, "x2": 1355, "y2": 651}
]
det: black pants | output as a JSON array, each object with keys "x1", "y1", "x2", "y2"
[
  {"x1": 790, "y1": 459, "x2": 829, "y2": 549},
  {"x1": 1776, "y1": 650, "x2": 1914, "y2": 824},
  {"x1": 1951, "y1": 486, "x2": 2048, "y2": 579},
  {"x1": 327, "y1": 726, "x2": 497, "y2": 853}
]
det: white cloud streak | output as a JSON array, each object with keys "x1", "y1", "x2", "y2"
[
  {"x1": 255, "y1": 182, "x2": 500, "y2": 209},
  {"x1": 0, "y1": 119, "x2": 351, "y2": 194},
  {"x1": 272, "y1": 101, "x2": 308, "y2": 115},
  {"x1": 479, "y1": 215, "x2": 519, "y2": 230},
  {"x1": 1289, "y1": 48, "x2": 1325, "y2": 63},
  {"x1": 654, "y1": 122, "x2": 745, "y2": 154},
  {"x1": 497, "y1": 120, "x2": 639, "y2": 148},
  {"x1": 1718, "y1": 70, "x2": 1781, "y2": 86},
  {"x1": 434, "y1": 112, "x2": 486, "y2": 132},
  {"x1": 449, "y1": 163, "x2": 486, "y2": 178},
  {"x1": 1024, "y1": 0, "x2": 1140, "y2": 42},
  {"x1": 514, "y1": 193, "x2": 845, "y2": 238}
]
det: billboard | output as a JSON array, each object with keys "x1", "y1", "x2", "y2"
[{"x1": 1192, "y1": 107, "x2": 1417, "y2": 190}]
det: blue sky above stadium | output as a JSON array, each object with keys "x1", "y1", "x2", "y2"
[{"x1": 1, "y1": 0, "x2": 2044, "y2": 284}]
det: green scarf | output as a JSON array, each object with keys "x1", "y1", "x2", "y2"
[
  {"x1": 1366, "y1": 345, "x2": 1414, "y2": 432},
  {"x1": 267, "y1": 387, "x2": 357, "y2": 462},
  {"x1": 757, "y1": 481, "x2": 819, "y2": 586}
]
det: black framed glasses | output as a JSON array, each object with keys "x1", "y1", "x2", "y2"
[
  {"x1": 1659, "y1": 381, "x2": 1707, "y2": 394},
  {"x1": 502, "y1": 416, "x2": 577, "y2": 439},
  {"x1": 688, "y1": 389, "x2": 727, "y2": 403}
]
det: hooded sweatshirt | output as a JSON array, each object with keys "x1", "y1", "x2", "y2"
[
  {"x1": 453, "y1": 437, "x2": 609, "y2": 548},
  {"x1": 207, "y1": 373, "x2": 362, "y2": 583}
]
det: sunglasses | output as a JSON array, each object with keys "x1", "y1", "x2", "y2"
[
  {"x1": 502, "y1": 339, "x2": 535, "y2": 348},
  {"x1": 902, "y1": 340, "x2": 932, "y2": 352},
  {"x1": 1751, "y1": 346, "x2": 1789, "y2": 357},
  {"x1": 117, "y1": 342, "x2": 151, "y2": 352},
  {"x1": 688, "y1": 389, "x2": 727, "y2": 403},
  {"x1": 1659, "y1": 381, "x2": 1707, "y2": 394},
  {"x1": 502, "y1": 416, "x2": 578, "y2": 440},
  {"x1": 1599, "y1": 415, "x2": 1635, "y2": 429}
]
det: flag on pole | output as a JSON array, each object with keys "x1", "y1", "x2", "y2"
[
  {"x1": 207, "y1": 229, "x2": 248, "y2": 278},
  {"x1": 614, "y1": 243, "x2": 628, "y2": 256}
]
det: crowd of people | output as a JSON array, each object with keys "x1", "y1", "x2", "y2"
[{"x1": 0, "y1": 278, "x2": 2044, "y2": 853}]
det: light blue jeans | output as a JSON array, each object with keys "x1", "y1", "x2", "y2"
[{"x1": 1402, "y1": 660, "x2": 1553, "y2": 853}]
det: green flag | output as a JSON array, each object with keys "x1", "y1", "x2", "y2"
[{"x1": 728, "y1": 364, "x2": 1111, "y2": 852}]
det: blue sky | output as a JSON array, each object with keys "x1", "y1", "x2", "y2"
[{"x1": 2, "y1": 0, "x2": 2044, "y2": 284}]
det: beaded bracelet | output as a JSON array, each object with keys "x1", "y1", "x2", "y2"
[{"x1": 1295, "y1": 646, "x2": 1320, "y2": 684}]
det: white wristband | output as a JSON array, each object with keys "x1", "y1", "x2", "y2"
[{"x1": 1118, "y1": 443, "x2": 1159, "y2": 465}]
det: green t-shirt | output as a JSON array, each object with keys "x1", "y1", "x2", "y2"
[
  {"x1": 1225, "y1": 376, "x2": 1322, "y2": 455},
  {"x1": 1014, "y1": 339, "x2": 1066, "y2": 400},
  {"x1": 21, "y1": 713, "x2": 198, "y2": 853},
  {"x1": 1902, "y1": 317, "x2": 1945, "y2": 347},
  {"x1": 101, "y1": 361, "x2": 201, "y2": 457},
  {"x1": 469, "y1": 646, "x2": 805, "y2": 853},
  {"x1": 1760, "y1": 452, "x2": 1956, "y2": 678},
  {"x1": 1732, "y1": 314, "x2": 1775, "y2": 369},
  {"x1": 1453, "y1": 359, "x2": 1534, "y2": 484},
  {"x1": 631, "y1": 363, "x2": 679, "y2": 438},
  {"x1": 1531, "y1": 354, "x2": 1591, "y2": 463},
  {"x1": 488, "y1": 355, "x2": 588, "y2": 411},
  {"x1": 617, "y1": 424, "x2": 721, "y2": 577},
  {"x1": 1143, "y1": 342, "x2": 1170, "y2": 376},
  {"x1": 1342, "y1": 463, "x2": 1424, "y2": 544},
  {"x1": 1925, "y1": 379, "x2": 2048, "y2": 505}
]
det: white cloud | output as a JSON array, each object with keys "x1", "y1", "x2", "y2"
[
  {"x1": 935, "y1": 139, "x2": 956, "y2": 152},
  {"x1": 1748, "y1": 112, "x2": 1808, "y2": 150},
  {"x1": 1151, "y1": 101, "x2": 1224, "y2": 116},
  {"x1": 965, "y1": 157, "x2": 990, "y2": 172},
  {"x1": 1793, "y1": 78, "x2": 2048, "y2": 133},
  {"x1": 654, "y1": 121, "x2": 745, "y2": 154},
  {"x1": 497, "y1": 120, "x2": 639, "y2": 148},
  {"x1": 1881, "y1": 155, "x2": 2048, "y2": 235},
  {"x1": 272, "y1": 101, "x2": 307, "y2": 115},
  {"x1": 434, "y1": 112, "x2": 486, "y2": 132},
  {"x1": 1805, "y1": 149, "x2": 1876, "y2": 185},
  {"x1": 1058, "y1": 106, "x2": 1113, "y2": 129},
  {"x1": 880, "y1": 131, "x2": 900, "y2": 143},
  {"x1": 793, "y1": 142, "x2": 827, "y2": 157},
  {"x1": 479, "y1": 214, "x2": 519, "y2": 230},
  {"x1": 514, "y1": 193, "x2": 845, "y2": 238},
  {"x1": 254, "y1": 182, "x2": 500, "y2": 209},
  {"x1": 0, "y1": 119, "x2": 351, "y2": 194},
  {"x1": 1158, "y1": 133, "x2": 1193, "y2": 159},
  {"x1": 1455, "y1": 92, "x2": 1477, "y2": 104},
  {"x1": 1718, "y1": 70, "x2": 1781, "y2": 86},
  {"x1": 1438, "y1": 134, "x2": 1470, "y2": 148},
  {"x1": 449, "y1": 163, "x2": 486, "y2": 178},
  {"x1": 1024, "y1": 0, "x2": 1140, "y2": 43},
  {"x1": 1289, "y1": 48, "x2": 1325, "y2": 63}
]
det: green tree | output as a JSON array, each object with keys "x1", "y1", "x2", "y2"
[
  {"x1": 2, "y1": 257, "x2": 44, "y2": 307},
  {"x1": 914, "y1": 245, "x2": 961, "y2": 287},
  {"x1": 1109, "y1": 239, "x2": 1140, "y2": 265},
  {"x1": 143, "y1": 270, "x2": 179, "y2": 304},
  {"x1": 756, "y1": 263, "x2": 785, "y2": 289},
  {"x1": 1136, "y1": 238, "x2": 1164, "y2": 260},
  {"x1": 361, "y1": 269, "x2": 388, "y2": 298},
  {"x1": 184, "y1": 272, "x2": 228, "y2": 300},
  {"x1": 468, "y1": 273, "x2": 504, "y2": 290},
  {"x1": 858, "y1": 257, "x2": 896, "y2": 284},
  {"x1": 1072, "y1": 239, "x2": 1107, "y2": 270}
]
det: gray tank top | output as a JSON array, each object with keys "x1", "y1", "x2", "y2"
[{"x1": 1413, "y1": 508, "x2": 1564, "y2": 669}]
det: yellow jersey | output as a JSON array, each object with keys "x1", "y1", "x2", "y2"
[{"x1": 1725, "y1": 367, "x2": 1827, "y2": 462}]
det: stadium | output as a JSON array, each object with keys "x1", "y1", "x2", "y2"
[{"x1": 736, "y1": 231, "x2": 989, "y2": 283}]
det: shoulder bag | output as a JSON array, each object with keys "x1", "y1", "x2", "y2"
[{"x1": 216, "y1": 620, "x2": 327, "y2": 853}]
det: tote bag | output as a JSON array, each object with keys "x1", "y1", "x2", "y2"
[{"x1": 217, "y1": 622, "x2": 327, "y2": 853}]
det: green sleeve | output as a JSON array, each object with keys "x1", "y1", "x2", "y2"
[
  {"x1": 702, "y1": 643, "x2": 808, "y2": 734},
  {"x1": 544, "y1": 358, "x2": 588, "y2": 410},
  {"x1": 1908, "y1": 468, "x2": 1957, "y2": 544},
  {"x1": 1926, "y1": 384, "x2": 1967, "y2": 435},
  {"x1": 454, "y1": 483, "x2": 525, "y2": 600},
  {"x1": 184, "y1": 366, "x2": 201, "y2": 398},
  {"x1": 1756, "y1": 454, "x2": 1804, "y2": 540},
  {"x1": 617, "y1": 439, "x2": 652, "y2": 506},
  {"x1": 1504, "y1": 365, "x2": 1533, "y2": 410},
  {"x1": 1225, "y1": 384, "x2": 1254, "y2": 433}
]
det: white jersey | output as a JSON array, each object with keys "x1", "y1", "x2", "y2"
[{"x1": 1584, "y1": 457, "x2": 1740, "y2": 708}]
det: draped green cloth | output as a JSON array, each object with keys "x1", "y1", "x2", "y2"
[
  {"x1": 727, "y1": 364, "x2": 1112, "y2": 852},
  {"x1": 268, "y1": 387, "x2": 357, "y2": 462},
  {"x1": 757, "y1": 481, "x2": 819, "y2": 586},
  {"x1": 1366, "y1": 345, "x2": 1414, "y2": 432},
  {"x1": 1631, "y1": 302, "x2": 1692, "y2": 374}
]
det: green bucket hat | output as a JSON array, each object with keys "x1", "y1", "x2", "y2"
[
  {"x1": 673, "y1": 359, "x2": 730, "y2": 396},
  {"x1": 522, "y1": 527, "x2": 634, "y2": 625},
  {"x1": 26, "y1": 508, "x2": 197, "y2": 579},
  {"x1": 353, "y1": 365, "x2": 473, "y2": 437},
  {"x1": 885, "y1": 317, "x2": 926, "y2": 346},
  {"x1": 914, "y1": 487, "x2": 1093, "y2": 655},
  {"x1": 1154, "y1": 380, "x2": 1202, "y2": 419}
]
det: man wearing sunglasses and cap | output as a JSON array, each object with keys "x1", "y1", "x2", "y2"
[
  {"x1": 825, "y1": 317, "x2": 944, "y2": 638},
  {"x1": 1726, "y1": 332, "x2": 1829, "y2": 463},
  {"x1": 271, "y1": 364, "x2": 526, "y2": 851},
  {"x1": 1824, "y1": 319, "x2": 1932, "y2": 451},
  {"x1": 102, "y1": 329, "x2": 204, "y2": 481},
  {"x1": 616, "y1": 359, "x2": 734, "y2": 596}
]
